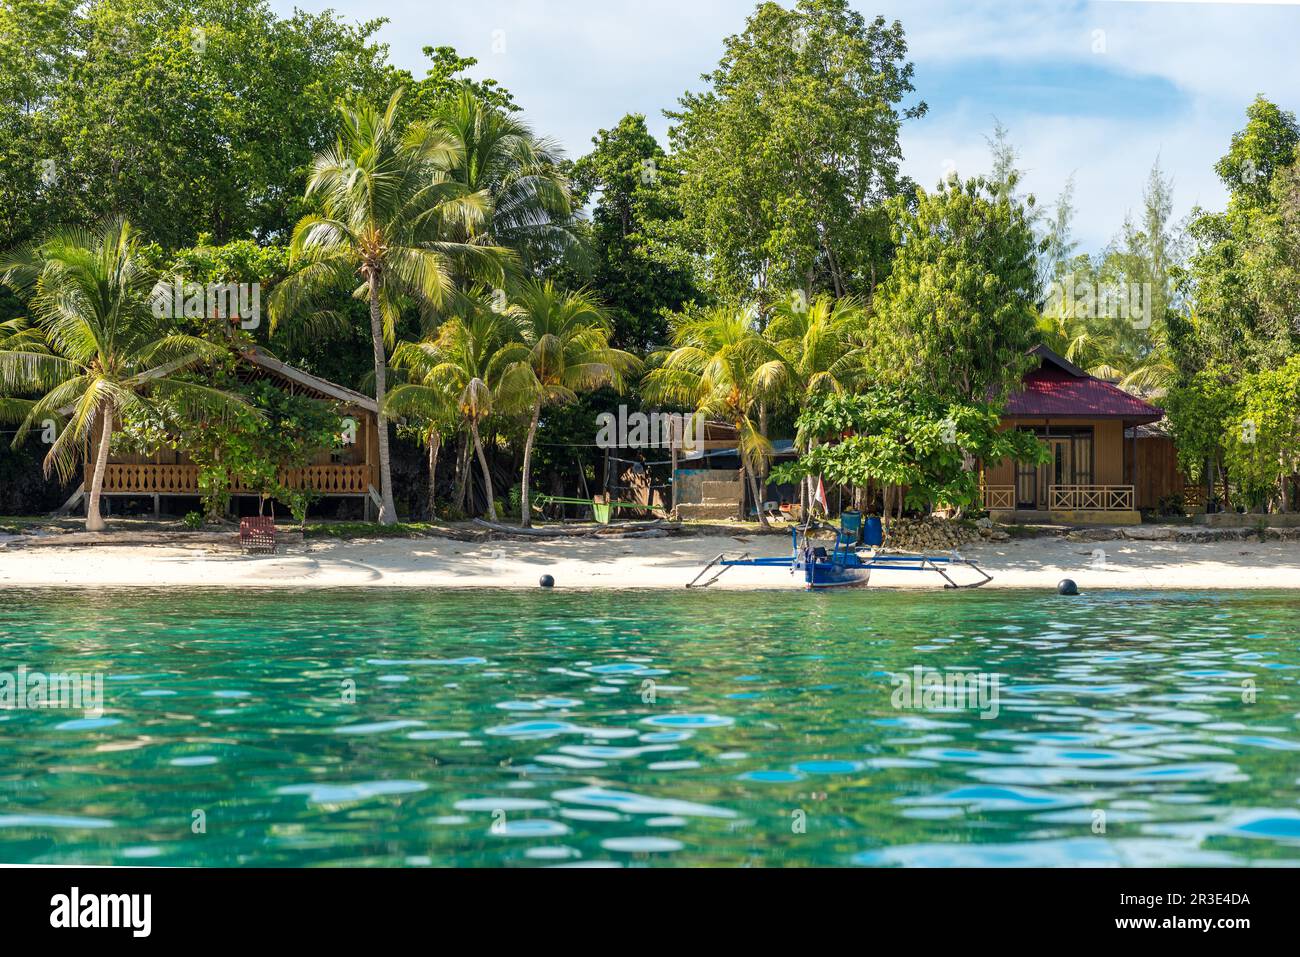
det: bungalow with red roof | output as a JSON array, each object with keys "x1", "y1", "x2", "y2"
[{"x1": 979, "y1": 345, "x2": 1169, "y2": 525}]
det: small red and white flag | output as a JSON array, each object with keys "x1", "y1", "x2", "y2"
[{"x1": 813, "y1": 476, "x2": 828, "y2": 512}]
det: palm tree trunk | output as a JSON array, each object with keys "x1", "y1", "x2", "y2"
[
  {"x1": 85, "y1": 403, "x2": 114, "y2": 532},
  {"x1": 471, "y1": 420, "x2": 497, "y2": 521},
  {"x1": 366, "y1": 282, "x2": 397, "y2": 524},
  {"x1": 519, "y1": 399, "x2": 542, "y2": 528},
  {"x1": 453, "y1": 434, "x2": 470, "y2": 512},
  {"x1": 426, "y1": 429, "x2": 441, "y2": 520},
  {"x1": 744, "y1": 463, "x2": 769, "y2": 528}
]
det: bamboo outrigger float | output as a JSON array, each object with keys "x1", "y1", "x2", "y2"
[{"x1": 686, "y1": 512, "x2": 993, "y2": 591}]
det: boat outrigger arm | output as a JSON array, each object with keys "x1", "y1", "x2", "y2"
[{"x1": 686, "y1": 523, "x2": 993, "y2": 591}]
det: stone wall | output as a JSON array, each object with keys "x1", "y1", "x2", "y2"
[
  {"x1": 1194, "y1": 513, "x2": 1300, "y2": 528},
  {"x1": 674, "y1": 468, "x2": 742, "y2": 508}
]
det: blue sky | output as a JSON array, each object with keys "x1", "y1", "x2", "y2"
[{"x1": 269, "y1": 0, "x2": 1299, "y2": 252}]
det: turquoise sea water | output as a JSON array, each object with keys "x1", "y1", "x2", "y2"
[{"x1": 0, "y1": 588, "x2": 1297, "y2": 867}]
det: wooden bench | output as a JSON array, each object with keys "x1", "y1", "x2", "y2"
[
  {"x1": 531, "y1": 495, "x2": 665, "y2": 525},
  {"x1": 239, "y1": 516, "x2": 277, "y2": 554}
]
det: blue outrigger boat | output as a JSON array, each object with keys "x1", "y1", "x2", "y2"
[{"x1": 686, "y1": 511, "x2": 992, "y2": 591}]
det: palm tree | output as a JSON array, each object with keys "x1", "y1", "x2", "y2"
[
  {"x1": 0, "y1": 317, "x2": 47, "y2": 351},
  {"x1": 385, "y1": 340, "x2": 461, "y2": 519},
  {"x1": 1040, "y1": 314, "x2": 1176, "y2": 397},
  {"x1": 0, "y1": 219, "x2": 243, "y2": 530},
  {"x1": 767, "y1": 294, "x2": 866, "y2": 515},
  {"x1": 0, "y1": 317, "x2": 51, "y2": 436},
  {"x1": 642, "y1": 306, "x2": 788, "y2": 528},
  {"x1": 388, "y1": 300, "x2": 511, "y2": 520},
  {"x1": 270, "y1": 89, "x2": 513, "y2": 524},
  {"x1": 495, "y1": 281, "x2": 639, "y2": 527},
  {"x1": 428, "y1": 86, "x2": 583, "y2": 270}
]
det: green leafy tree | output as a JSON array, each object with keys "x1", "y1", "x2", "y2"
[
  {"x1": 2, "y1": 0, "x2": 401, "y2": 249},
  {"x1": 0, "y1": 0, "x2": 78, "y2": 247},
  {"x1": 1244, "y1": 158, "x2": 1300, "y2": 352},
  {"x1": 1166, "y1": 100, "x2": 1300, "y2": 509},
  {"x1": 665, "y1": 0, "x2": 925, "y2": 308},
  {"x1": 765, "y1": 293, "x2": 865, "y2": 512},
  {"x1": 569, "y1": 113, "x2": 700, "y2": 349},
  {"x1": 1214, "y1": 96, "x2": 1300, "y2": 212},
  {"x1": 495, "y1": 280, "x2": 639, "y2": 527},
  {"x1": 404, "y1": 45, "x2": 517, "y2": 117},
  {"x1": 1163, "y1": 370, "x2": 1239, "y2": 509},
  {"x1": 270, "y1": 90, "x2": 512, "y2": 524},
  {"x1": 869, "y1": 174, "x2": 1043, "y2": 404},
  {"x1": 771, "y1": 388, "x2": 1048, "y2": 524},
  {"x1": 1181, "y1": 97, "x2": 1300, "y2": 375},
  {"x1": 642, "y1": 306, "x2": 788, "y2": 526},
  {"x1": 0, "y1": 218, "x2": 245, "y2": 530},
  {"x1": 143, "y1": 237, "x2": 382, "y2": 394},
  {"x1": 1224, "y1": 357, "x2": 1300, "y2": 511}
]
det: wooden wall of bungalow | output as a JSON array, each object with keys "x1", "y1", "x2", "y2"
[{"x1": 1132, "y1": 425, "x2": 1191, "y2": 510}]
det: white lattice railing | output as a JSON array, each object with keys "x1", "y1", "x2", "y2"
[
  {"x1": 979, "y1": 485, "x2": 1015, "y2": 510},
  {"x1": 1049, "y1": 485, "x2": 1134, "y2": 511}
]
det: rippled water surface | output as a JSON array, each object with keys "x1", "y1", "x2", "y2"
[{"x1": 1, "y1": 588, "x2": 1298, "y2": 866}]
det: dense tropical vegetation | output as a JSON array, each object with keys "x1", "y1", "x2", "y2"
[{"x1": 2, "y1": 0, "x2": 1298, "y2": 527}]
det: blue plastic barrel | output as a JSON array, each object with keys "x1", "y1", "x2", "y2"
[{"x1": 865, "y1": 516, "x2": 884, "y2": 546}]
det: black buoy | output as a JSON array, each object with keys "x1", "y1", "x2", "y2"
[
  {"x1": 1057, "y1": 579, "x2": 1079, "y2": 596},
  {"x1": 539, "y1": 574, "x2": 555, "y2": 589}
]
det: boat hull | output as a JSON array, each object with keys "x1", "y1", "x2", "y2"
[{"x1": 802, "y1": 559, "x2": 872, "y2": 590}]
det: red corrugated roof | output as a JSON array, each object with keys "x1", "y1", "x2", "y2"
[{"x1": 1006, "y1": 364, "x2": 1163, "y2": 421}]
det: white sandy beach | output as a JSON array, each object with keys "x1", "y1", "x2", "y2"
[{"x1": 0, "y1": 532, "x2": 1297, "y2": 590}]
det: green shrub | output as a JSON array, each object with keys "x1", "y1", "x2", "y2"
[
  {"x1": 1156, "y1": 493, "x2": 1186, "y2": 517},
  {"x1": 183, "y1": 511, "x2": 204, "y2": 530}
]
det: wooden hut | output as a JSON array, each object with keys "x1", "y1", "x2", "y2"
[
  {"x1": 66, "y1": 348, "x2": 381, "y2": 519},
  {"x1": 979, "y1": 345, "x2": 1170, "y2": 525}
]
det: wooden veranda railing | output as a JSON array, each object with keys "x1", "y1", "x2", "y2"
[
  {"x1": 979, "y1": 485, "x2": 1015, "y2": 510},
  {"x1": 1048, "y1": 485, "x2": 1135, "y2": 511},
  {"x1": 97, "y1": 463, "x2": 374, "y2": 496},
  {"x1": 101, "y1": 463, "x2": 200, "y2": 494},
  {"x1": 233, "y1": 465, "x2": 373, "y2": 495}
]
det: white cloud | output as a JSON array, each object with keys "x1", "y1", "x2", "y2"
[
  {"x1": 268, "y1": 0, "x2": 1296, "y2": 251},
  {"x1": 903, "y1": 111, "x2": 1230, "y2": 250}
]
